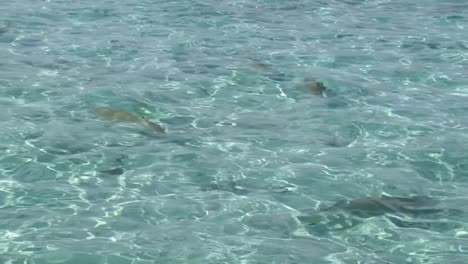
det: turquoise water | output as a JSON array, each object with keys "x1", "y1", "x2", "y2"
[{"x1": 1, "y1": 0, "x2": 468, "y2": 263}]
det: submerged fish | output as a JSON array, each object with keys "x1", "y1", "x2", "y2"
[
  {"x1": 95, "y1": 107, "x2": 165, "y2": 133},
  {"x1": 249, "y1": 59, "x2": 294, "y2": 82},
  {"x1": 248, "y1": 58, "x2": 270, "y2": 72},
  {"x1": 319, "y1": 195, "x2": 441, "y2": 218},
  {"x1": 99, "y1": 167, "x2": 125, "y2": 176},
  {"x1": 253, "y1": 62, "x2": 270, "y2": 71},
  {"x1": 298, "y1": 78, "x2": 327, "y2": 96},
  {"x1": 0, "y1": 21, "x2": 10, "y2": 35},
  {"x1": 298, "y1": 195, "x2": 463, "y2": 234}
]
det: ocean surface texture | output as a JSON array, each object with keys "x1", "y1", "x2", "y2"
[{"x1": 1, "y1": 0, "x2": 468, "y2": 263}]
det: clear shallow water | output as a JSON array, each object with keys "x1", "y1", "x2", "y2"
[{"x1": 1, "y1": 0, "x2": 468, "y2": 263}]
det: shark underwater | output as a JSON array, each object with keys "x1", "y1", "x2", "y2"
[
  {"x1": 249, "y1": 59, "x2": 328, "y2": 95},
  {"x1": 297, "y1": 195, "x2": 464, "y2": 234},
  {"x1": 0, "y1": 21, "x2": 10, "y2": 35},
  {"x1": 296, "y1": 78, "x2": 328, "y2": 96},
  {"x1": 95, "y1": 107, "x2": 204, "y2": 147},
  {"x1": 95, "y1": 107, "x2": 165, "y2": 134}
]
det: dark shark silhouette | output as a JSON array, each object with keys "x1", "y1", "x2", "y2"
[
  {"x1": 298, "y1": 195, "x2": 464, "y2": 234},
  {"x1": 96, "y1": 107, "x2": 165, "y2": 134}
]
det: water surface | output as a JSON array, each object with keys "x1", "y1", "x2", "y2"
[{"x1": 1, "y1": 0, "x2": 468, "y2": 263}]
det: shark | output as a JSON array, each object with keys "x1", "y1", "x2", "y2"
[
  {"x1": 95, "y1": 107, "x2": 165, "y2": 134},
  {"x1": 297, "y1": 195, "x2": 464, "y2": 234},
  {"x1": 297, "y1": 78, "x2": 327, "y2": 96}
]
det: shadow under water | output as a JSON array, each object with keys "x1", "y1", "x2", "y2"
[{"x1": 297, "y1": 195, "x2": 465, "y2": 235}]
